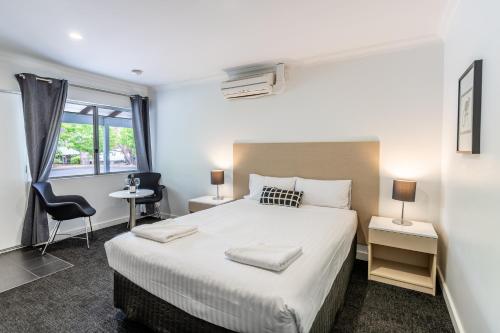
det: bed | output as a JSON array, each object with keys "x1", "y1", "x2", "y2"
[{"x1": 106, "y1": 141, "x2": 380, "y2": 332}]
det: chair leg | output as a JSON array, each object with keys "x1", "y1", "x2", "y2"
[
  {"x1": 155, "y1": 202, "x2": 162, "y2": 219},
  {"x1": 42, "y1": 220, "x2": 61, "y2": 255},
  {"x1": 84, "y1": 217, "x2": 90, "y2": 249},
  {"x1": 88, "y1": 216, "x2": 94, "y2": 239}
]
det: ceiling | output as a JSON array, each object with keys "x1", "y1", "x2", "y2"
[{"x1": 0, "y1": 0, "x2": 451, "y2": 86}]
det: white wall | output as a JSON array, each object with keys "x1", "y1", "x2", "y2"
[
  {"x1": 440, "y1": 1, "x2": 500, "y2": 332},
  {"x1": 0, "y1": 50, "x2": 149, "y2": 250},
  {"x1": 0, "y1": 93, "x2": 29, "y2": 249},
  {"x1": 154, "y1": 42, "x2": 444, "y2": 226}
]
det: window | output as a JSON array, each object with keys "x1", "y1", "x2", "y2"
[
  {"x1": 98, "y1": 107, "x2": 137, "y2": 174},
  {"x1": 50, "y1": 102, "x2": 137, "y2": 178}
]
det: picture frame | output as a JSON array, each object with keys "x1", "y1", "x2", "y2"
[{"x1": 457, "y1": 59, "x2": 482, "y2": 154}]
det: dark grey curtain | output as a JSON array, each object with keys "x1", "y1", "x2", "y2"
[
  {"x1": 130, "y1": 95, "x2": 152, "y2": 172},
  {"x1": 16, "y1": 73, "x2": 68, "y2": 246}
]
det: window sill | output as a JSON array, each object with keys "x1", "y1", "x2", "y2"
[{"x1": 49, "y1": 170, "x2": 138, "y2": 181}]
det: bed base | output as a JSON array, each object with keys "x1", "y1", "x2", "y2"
[{"x1": 113, "y1": 237, "x2": 355, "y2": 333}]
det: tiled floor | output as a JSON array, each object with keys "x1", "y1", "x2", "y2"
[{"x1": 0, "y1": 248, "x2": 73, "y2": 293}]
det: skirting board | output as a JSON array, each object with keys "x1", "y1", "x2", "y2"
[
  {"x1": 50, "y1": 212, "x2": 176, "y2": 242},
  {"x1": 161, "y1": 212, "x2": 179, "y2": 219},
  {"x1": 438, "y1": 266, "x2": 465, "y2": 333},
  {"x1": 0, "y1": 244, "x2": 24, "y2": 254},
  {"x1": 42, "y1": 215, "x2": 130, "y2": 245},
  {"x1": 1, "y1": 215, "x2": 131, "y2": 253},
  {"x1": 356, "y1": 244, "x2": 368, "y2": 261}
]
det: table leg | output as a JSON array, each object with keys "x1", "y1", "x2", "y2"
[{"x1": 129, "y1": 198, "x2": 136, "y2": 229}]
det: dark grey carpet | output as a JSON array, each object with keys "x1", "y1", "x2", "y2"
[
  {"x1": 333, "y1": 258, "x2": 454, "y2": 333},
  {"x1": 0, "y1": 220, "x2": 454, "y2": 333}
]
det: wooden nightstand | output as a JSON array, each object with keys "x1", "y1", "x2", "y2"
[
  {"x1": 188, "y1": 196, "x2": 234, "y2": 213},
  {"x1": 368, "y1": 216, "x2": 438, "y2": 295}
]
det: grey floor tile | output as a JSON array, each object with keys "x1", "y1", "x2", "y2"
[
  {"x1": 29, "y1": 259, "x2": 73, "y2": 278},
  {"x1": 4, "y1": 250, "x2": 59, "y2": 270},
  {"x1": 0, "y1": 254, "x2": 14, "y2": 268},
  {"x1": 0, "y1": 248, "x2": 73, "y2": 293},
  {"x1": 1, "y1": 248, "x2": 40, "y2": 261},
  {"x1": 0, "y1": 263, "x2": 38, "y2": 293}
]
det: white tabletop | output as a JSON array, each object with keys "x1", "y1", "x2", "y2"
[
  {"x1": 369, "y1": 216, "x2": 437, "y2": 239},
  {"x1": 109, "y1": 189, "x2": 154, "y2": 199},
  {"x1": 189, "y1": 195, "x2": 234, "y2": 205}
]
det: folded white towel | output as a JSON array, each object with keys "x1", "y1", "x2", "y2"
[
  {"x1": 225, "y1": 244, "x2": 303, "y2": 272},
  {"x1": 132, "y1": 220, "x2": 198, "y2": 243}
]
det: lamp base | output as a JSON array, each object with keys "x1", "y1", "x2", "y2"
[
  {"x1": 213, "y1": 184, "x2": 223, "y2": 201},
  {"x1": 392, "y1": 219, "x2": 413, "y2": 226}
]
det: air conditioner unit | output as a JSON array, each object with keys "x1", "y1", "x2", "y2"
[{"x1": 221, "y1": 63, "x2": 285, "y2": 100}]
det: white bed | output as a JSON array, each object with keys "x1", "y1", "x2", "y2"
[{"x1": 105, "y1": 199, "x2": 357, "y2": 333}]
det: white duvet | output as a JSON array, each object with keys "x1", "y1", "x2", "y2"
[{"x1": 105, "y1": 199, "x2": 357, "y2": 333}]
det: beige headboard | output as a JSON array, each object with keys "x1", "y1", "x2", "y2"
[{"x1": 233, "y1": 142, "x2": 379, "y2": 245}]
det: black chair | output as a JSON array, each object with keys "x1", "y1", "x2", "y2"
[
  {"x1": 32, "y1": 182, "x2": 96, "y2": 255},
  {"x1": 127, "y1": 172, "x2": 165, "y2": 220}
]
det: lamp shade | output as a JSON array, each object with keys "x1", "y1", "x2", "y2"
[
  {"x1": 392, "y1": 180, "x2": 416, "y2": 202},
  {"x1": 211, "y1": 170, "x2": 224, "y2": 185}
]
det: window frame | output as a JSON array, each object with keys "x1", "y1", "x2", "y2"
[{"x1": 49, "y1": 99, "x2": 138, "y2": 179}]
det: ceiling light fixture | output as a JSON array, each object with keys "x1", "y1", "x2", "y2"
[
  {"x1": 131, "y1": 69, "x2": 143, "y2": 75},
  {"x1": 69, "y1": 32, "x2": 83, "y2": 40}
]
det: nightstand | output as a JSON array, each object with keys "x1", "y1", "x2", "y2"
[
  {"x1": 368, "y1": 216, "x2": 438, "y2": 295},
  {"x1": 188, "y1": 196, "x2": 234, "y2": 213}
]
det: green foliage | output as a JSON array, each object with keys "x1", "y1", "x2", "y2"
[
  {"x1": 99, "y1": 126, "x2": 136, "y2": 155},
  {"x1": 57, "y1": 122, "x2": 136, "y2": 165},
  {"x1": 112, "y1": 127, "x2": 135, "y2": 165},
  {"x1": 70, "y1": 155, "x2": 81, "y2": 164},
  {"x1": 110, "y1": 127, "x2": 136, "y2": 154},
  {"x1": 53, "y1": 151, "x2": 63, "y2": 164},
  {"x1": 58, "y1": 123, "x2": 94, "y2": 154}
]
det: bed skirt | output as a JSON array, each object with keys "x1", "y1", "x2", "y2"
[{"x1": 113, "y1": 237, "x2": 356, "y2": 333}]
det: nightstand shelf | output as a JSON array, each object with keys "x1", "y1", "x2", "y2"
[
  {"x1": 368, "y1": 216, "x2": 438, "y2": 295},
  {"x1": 370, "y1": 257, "x2": 434, "y2": 289}
]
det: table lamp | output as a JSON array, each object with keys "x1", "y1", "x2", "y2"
[
  {"x1": 392, "y1": 179, "x2": 416, "y2": 226},
  {"x1": 211, "y1": 170, "x2": 224, "y2": 200}
]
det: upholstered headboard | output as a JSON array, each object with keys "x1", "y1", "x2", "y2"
[{"x1": 233, "y1": 142, "x2": 379, "y2": 245}]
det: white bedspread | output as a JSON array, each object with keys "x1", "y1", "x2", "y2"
[{"x1": 105, "y1": 199, "x2": 357, "y2": 333}]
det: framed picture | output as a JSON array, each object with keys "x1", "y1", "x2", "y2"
[{"x1": 457, "y1": 59, "x2": 483, "y2": 154}]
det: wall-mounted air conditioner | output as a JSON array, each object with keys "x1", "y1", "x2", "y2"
[{"x1": 221, "y1": 63, "x2": 285, "y2": 100}]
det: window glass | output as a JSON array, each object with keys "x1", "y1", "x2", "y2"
[
  {"x1": 98, "y1": 107, "x2": 137, "y2": 174},
  {"x1": 50, "y1": 103, "x2": 95, "y2": 177}
]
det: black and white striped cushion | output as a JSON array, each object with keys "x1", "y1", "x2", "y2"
[{"x1": 259, "y1": 186, "x2": 304, "y2": 208}]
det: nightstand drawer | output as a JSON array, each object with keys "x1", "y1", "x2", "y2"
[
  {"x1": 369, "y1": 229, "x2": 437, "y2": 254},
  {"x1": 188, "y1": 196, "x2": 235, "y2": 213}
]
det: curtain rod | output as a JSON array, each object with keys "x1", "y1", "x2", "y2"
[
  {"x1": 17, "y1": 74, "x2": 145, "y2": 98},
  {"x1": 0, "y1": 88, "x2": 131, "y2": 111},
  {"x1": 69, "y1": 83, "x2": 133, "y2": 98}
]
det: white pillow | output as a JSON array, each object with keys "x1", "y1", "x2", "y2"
[
  {"x1": 247, "y1": 174, "x2": 296, "y2": 200},
  {"x1": 295, "y1": 178, "x2": 352, "y2": 209}
]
